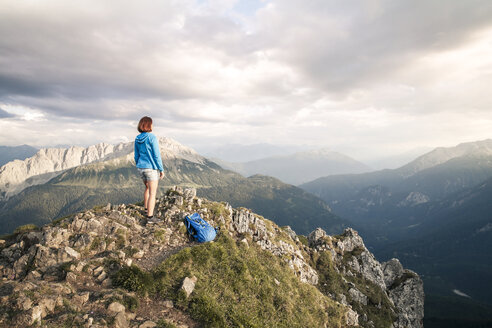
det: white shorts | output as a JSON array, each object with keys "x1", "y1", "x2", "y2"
[{"x1": 138, "y1": 168, "x2": 160, "y2": 182}]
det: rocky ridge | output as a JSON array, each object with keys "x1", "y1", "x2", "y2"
[
  {"x1": 308, "y1": 228, "x2": 424, "y2": 328},
  {"x1": 0, "y1": 187, "x2": 423, "y2": 327},
  {"x1": 0, "y1": 137, "x2": 203, "y2": 200}
]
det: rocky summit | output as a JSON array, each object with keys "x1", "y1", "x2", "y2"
[{"x1": 0, "y1": 187, "x2": 424, "y2": 328}]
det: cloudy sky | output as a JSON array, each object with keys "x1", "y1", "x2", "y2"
[{"x1": 0, "y1": 0, "x2": 491, "y2": 162}]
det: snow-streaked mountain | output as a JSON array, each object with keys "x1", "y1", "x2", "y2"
[
  {"x1": 0, "y1": 137, "x2": 203, "y2": 200},
  {"x1": 397, "y1": 139, "x2": 492, "y2": 177},
  {"x1": 213, "y1": 148, "x2": 371, "y2": 185}
]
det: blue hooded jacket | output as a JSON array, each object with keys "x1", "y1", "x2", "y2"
[{"x1": 134, "y1": 132, "x2": 164, "y2": 171}]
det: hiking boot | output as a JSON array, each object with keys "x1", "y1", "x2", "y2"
[{"x1": 146, "y1": 216, "x2": 159, "y2": 224}]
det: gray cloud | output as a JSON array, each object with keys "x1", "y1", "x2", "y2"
[
  {"x1": 0, "y1": 0, "x2": 491, "y2": 160},
  {"x1": 258, "y1": 0, "x2": 492, "y2": 93},
  {"x1": 0, "y1": 108, "x2": 15, "y2": 118}
]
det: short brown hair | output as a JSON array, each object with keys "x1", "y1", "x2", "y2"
[{"x1": 138, "y1": 116, "x2": 153, "y2": 132}]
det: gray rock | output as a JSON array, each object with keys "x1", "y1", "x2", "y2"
[
  {"x1": 283, "y1": 226, "x2": 297, "y2": 240},
  {"x1": 383, "y1": 260, "x2": 424, "y2": 328},
  {"x1": 66, "y1": 271, "x2": 77, "y2": 283},
  {"x1": 38, "y1": 297, "x2": 56, "y2": 316},
  {"x1": 96, "y1": 271, "x2": 107, "y2": 282},
  {"x1": 308, "y1": 228, "x2": 326, "y2": 246},
  {"x1": 348, "y1": 287, "x2": 368, "y2": 305},
  {"x1": 108, "y1": 301, "x2": 126, "y2": 313},
  {"x1": 18, "y1": 297, "x2": 32, "y2": 310},
  {"x1": 345, "y1": 308, "x2": 359, "y2": 326},
  {"x1": 181, "y1": 276, "x2": 197, "y2": 297},
  {"x1": 174, "y1": 196, "x2": 184, "y2": 206},
  {"x1": 382, "y1": 258, "x2": 405, "y2": 288},
  {"x1": 335, "y1": 228, "x2": 365, "y2": 253},
  {"x1": 72, "y1": 292, "x2": 90, "y2": 306},
  {"x1": 29, "y1": 305, "x2": 43, "y2": 325},
  {"x1": 13, "y1": 253, "x2": 30, "y2": 278},
  {"x1": 183, "y1": 188, "x2": 197, "y2": 202},
  {"x1": 114, "y1": 311, "x2": 129, "y2": 328},
  {"x1": 240, "y1": 238, "x2": 249, "y2": 247},
  {"x1": 139, "y1": 321, "x2": 157, "y2": 328}
]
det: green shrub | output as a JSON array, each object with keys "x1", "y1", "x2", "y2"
[
  {"x1": 122, "y1": 295, "x2": 139, "y2": 312},
  {"x1": 89, "y1": 236, "x2": 102, "y2": 250},
  {"x1": 123, "y1": 246, "x2": 139, "y2": 257},
  {"x1": 112, "y1": 265, "x2": 154, "y2": 295},
  {"x1": 156, "y1": 319, "x2": 178, "y2": 328},
  {"x1": 297, "y1": 235, "x2": 309, "y2": 246}
]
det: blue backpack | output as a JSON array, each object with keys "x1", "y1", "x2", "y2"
[{"x1": 184, "y1": 213, "x2": 217, "y2": 243}]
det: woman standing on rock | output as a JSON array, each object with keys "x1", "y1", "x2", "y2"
[{"x1": 134, "y1": 116, "x2": 164, "y2": 222}]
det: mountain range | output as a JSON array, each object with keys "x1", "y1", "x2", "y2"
[
  {"x1": 301, "y1": 139, "x2": 492, "y2": 241},
  {"x1": 301, "y1": 139, "x2": 492, "y2": 327},
  {"x1": 213, "y1": 148, "x2": 371, "y2": 185},
  {"x1": 199, "y1": 143, "x2": 307, "y2": 162},
  {"x1": 0, "y1": 137, "x2": 348, "y2": 237}
]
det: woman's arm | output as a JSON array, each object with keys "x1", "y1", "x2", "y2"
[
  {"x1": 134, "y1": 141, "x2": 139, "y2": 165},
  {"x1": 150, "y1": 135, "x2": 164, "y2": 172}
]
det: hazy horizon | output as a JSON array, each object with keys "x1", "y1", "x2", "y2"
[{"x1": 2, "y1": 136, "x2": 485, "y2": 171}]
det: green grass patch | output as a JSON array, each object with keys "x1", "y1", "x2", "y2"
[
  {"x1": 153, "y1": 233, "x2": 345, "y2": 328},
  {"x1": 345, "y1": 273, "x2": 396, "y2": 328},
  {"x1": 156, "y1": 319, "x2": 178, "y2": 328},
  {"x1": 165, "y1": 189, "x2": 181, "y2": 197},
  {"x1": 112, "y1": 265, "x2": 155, "y2": 296},
  {"x1": 342, "y1": 246, "x2": 365, "y2": 264},
  {"x1": 106, "y1": 294, "x2": 139, "y2": 312},
  {"x1": 89, "y1": 236, "x2": 102, "y2": 251},
  {"x1": 115, "y1": 229, "x2": 127, "y2": 249},
  {"x1": 123, "y1": 246, "x2": 139, "y2": 258},
  {"x1": 154, "y1": 229, "x2": 167, "y2": 243},
  {"x1": 297, "y1": 235, "x2": 309, "y2": 247},
  {"x1": 13, "y1": 224, "x2": 39, "y2": 234},
  {"x1": 208, "y1": 202, "x2": 228, "y2": 218},
  {"x1": 313, "y1": 250, "x2": 347, "y2": 296},
  {"x1": 51, "y1": 214, "x2": 73, "y2": 228}
]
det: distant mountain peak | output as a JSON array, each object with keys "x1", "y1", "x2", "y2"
[
  {"x1": 214, "y1": 148, "x2": 371, "y2": 185},
  {"x1": 398, "y1": 139, "x2": 492, "y2": 177}
]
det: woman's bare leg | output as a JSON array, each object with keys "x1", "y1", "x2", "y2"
[
  {"x1": 143, "y1": 181, "x2": 150, "y2": 210},
  {"x1": 147, "y1": 180, "x2": 158, "y2": 216}
]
